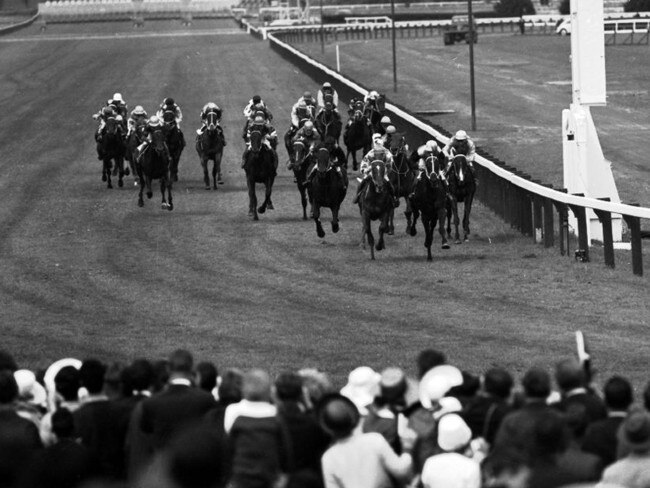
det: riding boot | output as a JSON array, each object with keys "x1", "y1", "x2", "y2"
[{"x1": 352, "y1": 178, "x2": 369, "y2": 204}]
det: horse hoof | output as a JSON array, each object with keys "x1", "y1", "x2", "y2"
[
  {"x1": 332, "y1": 222, "x2": 340, "y2": 233},
  {"x1": 205, "y1": 186, "x2": 211, "y2": 191},
  {"x1": 376, "y1": 243, "x2": 384, "y2": 251},
  {"x1": 317, "y1": 228, "x2": 325, "y2": 238},
  {"x1": 442, "y1": 243, "x2": 450, "y2": 249},
  {"x1": 161, "y1": 203, "x2": 168, "y2": 210},
  {"x1": 464, "y1": 236, "x2": 469, "y2": 242},
  {"x1": 410, "y1": 228, "x2": 417, "y2": 237},
  {"x1": 258, "y1": 207, "x2": 266, "y2": 214},
  {"x1": 168, "y1": 204, "x2": 174, "y2": 211},
  {"x1": 107, "y1": 183, "x2": 113, "y2": 189},
  {"x1": 267, "y1": 202, "x2": 274, "y2": 210},
  {"x1": 455, "y1": 240, "x2": 462, "y2": 245},
  {"x1": 124, "y1": 168, "x2": 130, "y2": 176},
  {"x1": 134, "y1": 181, "x2": 138, "y2": 187},
  {"x1": 102, "y1": 174, "x2": 107, "y2": 182},
  {"x1": 147, "y1": 192, "x2": 153, "y2": 199},
  {"x1": 118, "y1": 179, "x2": 123, "y2": 188},
  {"x1": 387, "y1": 229, "x2": 394, "y2": 236},
  {"x1": 173, "y1": 175, "x2": 178, "y2": 182},
  {"x1": 138, "y1": 200, "x2": 144, "y2": 207},
  {"x1": 427, "y1": 255, "x2": 433, "y2": 261}
]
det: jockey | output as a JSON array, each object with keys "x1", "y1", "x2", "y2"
[
  {"x1": 414, "y1": 140, "x2": 445, "y2": 178},
  {"x1": 377, "y1": 115, "x2": 392, "y2": 135},
  {"x1": 442, "y1": 129, "x2": 477, "y2": 179},
  {"x1": 127, "y1": 105, "x2": 148, "y2": 136},
  {"x1": 292, "y1": 121, "x2": 321, "y2": 153},
  {"x1": 304, "y1": 135, "x2": 346, "y2": 188},
  {"x1": 317, "y1": 82, "x2": 339, "y2": 114},
  {"x1": 243, "y1": 95, "x2": 270, "y2": 119},
  {"x1": 156, "y1": 97, "x2": 183, "y2": 128},
  {"x1": 94, "y1": 105, "x2": 117, "y2": 140},
  {"x1": 136, "y1": 116, "x2": 172, "y2": 164},
  {"x1": 290, "y1": 99, "x2": 316, "y2": 130},
  {"x1": 93, "y1": 93, "x2": 127, "y2": 130},
  {"x1": 241, "y1": 114, "x2": 278, "y2": 169},
  {"x1": 363, "y1": 90, "x2": 381, "y2": 113},
  {"x1": 352, "y1": 134, "x2": 399, "y2": 207},
  {"x1": 196, "y1": 103, "x2": 226, "y2": 145},
  {"x1": 383, "y1": 125, "x2": 409, "y2": 155}
]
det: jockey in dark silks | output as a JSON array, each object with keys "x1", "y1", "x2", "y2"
[
  {"x1": 316, "y1": 82, "x2": 340, "y2": 116},
  {"x1": 442, "y1": 129, "x2": 477, "y2": 181},
  {"x1": 93, "y1": 93, "x2": 128, "y2": 133},
  {"x1": 352, "y1": 134, "x2": 399, "y2": 207},
  {"x1": 127, "y1": 106, "x2": 148, "y2": 137},
  {"x1": 291, "y1": 121, "x2": 321, "y2": 172},
  {"x1": 156, "y1": 97, "x2": 185, "y2": 147},
  {"x1": 94, "y1": 105, "x2": 125, "y2": 160},
  {"x1": 241, "y1": 114, "x2": 278, "y2": 169},
  {"x1": 243, "y1": 95, "x2": 272, "y2": 120},
  {"x1": 136, "y1": 116, "x2": 172, "y2": 165},
  {"x1": 196, "y1": 103, "x2": 226, "y2": 145}
]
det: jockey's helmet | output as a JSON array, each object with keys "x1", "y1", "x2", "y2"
[
  {"x1": 368, "y1": 90, "x2": 379, "y2": 100},
  {"x1": 254, "y1": 110, "x2": 266, "y2": 120},
  {"x1": 254, "y1": 103, "x2": 265, "y2": 112},
  {"x1": 102, "y1": 106, "x2": 115, "y2": 117},
  {"x1": 207, "y1": 102, "x2": 217, "y2": 109},
  {"x1": 252, "y1": 95, "x2": 261, "y2": 104},
  {"x1": 164, "y1": 97, "x2": 175, "y2": 106},
  {"x1": 322, "y1": 82, "x2": 332, "y2": 89},
  {"x1": 298, "y1": 100, "x2": 307, "y2": 109},
  {"x1": 253, "y1": 115, "x2": 265, "y2": 124},
  {"x1": 386, "y1": 125, "x2": 396, "y2": 135},
  {"x1": 455, "y1": 130, "x2": 468, "y2": 140},
  {"x1": 303, "y1": 91, "x2": 313, "y2": 100},
  {"x1": 112, "y1": 93, "x2": 123, "y2": 102},
  {"x1": 380, "y1": 115, "x2": 391, "y2": 125},
  {"x1": 148, "y1": 115, "x2": 162, "y2": 127},
  {"x1": 303, "y1": 121, "x2": 314, "y2": 133},
  {"x1": 425, "y1": 140, "x2": 438, "y2": 152},
  {"x1": 133, "y1": 106, "x2": 146, "y2": 115},
  {"x1": 324, "y1": 102, "x2": 333, "y2": 111}
]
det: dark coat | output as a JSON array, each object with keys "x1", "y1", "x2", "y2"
[
  {"x1": 462, "y1": 394, "x2": 511, "y2": 445},
  {"x1": 21, "y1": 439, "x2": 98, "y2": 488},
  {"x1": 582, "y1": 415, "x2": 626, "y2": 466},
  {"x1": 0, "y1": 408, "x2": 43, "y2": 488},
  {"x1": 556, "y1": 392, "x2": 607, "y2": 425},
  {"x1": 493, "y1": 400, "x2": 556, "y2": 460}
]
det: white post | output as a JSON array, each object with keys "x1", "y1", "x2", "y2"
[
  {"x1": 336, "y1": 44, "x2": 340, "y2": 71},
  {"x1": 562, "y1": 0, "x2": 622, "y2": 242}
]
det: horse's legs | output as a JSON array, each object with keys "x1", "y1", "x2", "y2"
[
  {"x1": 117, "y1": 157, "x2": 124, "y2": 188},
  {"x1": 376, "y1": 215, "x2": 388, "y2": 252},
  {"x1": 314, "y1": 204, "x2": 325, "y2": 238},
  {"x1": 438, "y1": 208, "x2": 450, "y2": 249},
  {"x1": 423, "y1": 215, "x2": 433, "y2": 261},
  {"x1": 331, "y1": 206, "x2": 340, "y2": 234},
  {"x1": 105, "y1": 159, "x2": 113, "y2": 189},
  {"x1": 146, "y1": 175, "x2": 153, "y2": 199},
  {"x1": 138, "y1": 177, "x2": 144, "y2": 207},
  {"x1": 446, "y1": 198, "x2": 452, "y2": 236},
  {"x1": 166, "y1": 177, "x2": 173, "y2": 211},
  {"x1": 463, "y1": 193, "x2": 474, "y2": 241},
  {"x1": 160, "y1": 178, "x2": 168, "y2": 209},
  {"x1": 364, "y1": 216, "x2": 375, "y2": 259},
  {"x1": 201, "y1": 157, "x2": 210, "y2": 190},
  {"x1": 451, "y1": 198, "x2": 461, "y2": 243},
  {"x1": 214, "y1": 152, "x2": 223, "y2": 188},
  {"x1": 404, "y1": 197, "x2": 413, "y2": 235},
  {"x1": 298, "y1": 179, "x2": 308, "y2": 220},
  {"x1": 410, "y1": 207, "x2": 419, "y2": 237},
  {"x1": 387, "y1": 206, "x2": 395, "y2": 235},
  {"x1": 247, "y1": 177, "x2": 258, "y2": 220},
  {"x1": 258, "y1": 176, "x2": 274, "y2": 214}
]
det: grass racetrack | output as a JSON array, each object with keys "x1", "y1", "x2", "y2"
[{"x1": 0, "y1": 20, "x2": 648, "y2": 391}]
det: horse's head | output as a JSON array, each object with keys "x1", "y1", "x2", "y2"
[
  {"x1": 352, "y1": 100, "x2": 365, "y2": 121},
  {"x1": 297, "y1": 107, "x2": 312, "y2": 124},
  {"x1": 150, "y1": 128, "x2": 166, "y2": 152},
  {"x1": 249, "y1": 129, "x2": 263, "y2": 153},
  {"x1": 292, "y1": 139, "x2": 307, "y2": 167},
  {"x1": 450, "y1": 154, "x2": 469, "y2": 184},
  {"x1": 323, "y1": 92, "x2": 334, "y2": 107},
  {"x1": 315, "y1": 145, "x2": 330, "y2": 173},
  {"x1": 162, "y1": 110, "x2": 176, "y2": 126},
  {"x1": 104, "y1": 116, "x2": 119, "y2": 135},
  {"x1": 375, "y1": 94, "x2": 386, "y2": 112},
  {"x1": 370, "y1": 159, "x2": 386, "y2": 191},
  {"x1": 205, "y1": 111, "x2": 219, "y2": 132}
]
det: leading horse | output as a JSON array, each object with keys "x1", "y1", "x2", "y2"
[
  {"x1": 243, "y1": 130, "x2": 276, "y2": 220},
  {"x1": 409, "y1": 154, "x2": 449, "y2": 260},
  {"x1": 308, "y1": 144, "x2": 347, "y2": 238},
  {"x1": 97, "y1": 116, "x2": 126, "y2": 189},
  {"x1": 137, "y1": 128, "x2": 173, "y2": 210},
  {"x1": 364, "y1": 93, "x2": 386, "y2": 133},
  {"x1": 288, "y1": 137, "x2": 314, "y2": 220},
  {"x1": 162, "y1": 109, "x2": 185, "y2": 182},
  {"x1": 359, "y1": 160, "x2": 393, "y2": 260},
  {"x1": 387, "y1": 142, "x2": 417, "y2": 235},
  {"x1": 196, "y1": 111, "x2": 225, "y2": 190},
  {"x1": 343, "y1": 100, "x2": 371, "y2": 171},
  {"x1": 315, "y1": 102, "x2": 342, "y2": 145},
  {"x1": 446, "y1": 154, "x2": 476, "y2": 243}
]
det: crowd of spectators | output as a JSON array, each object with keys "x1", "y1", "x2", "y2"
[{"x1": 0, "y1": 347, "x2": 649, "y2": 488}]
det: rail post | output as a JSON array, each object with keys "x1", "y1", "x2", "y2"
[
  {"x1": 543, "y1": 194, "x2": 555, "y2": 248},
  {"x1": 622, "y1": 204, "x2": 643, "y2": 276},
  {"x1": 568, "y1": 194, "x2": 590, "y2": 263},
  {"x1": 593, "y1": 198, "x2": 615, "y2": 269}
]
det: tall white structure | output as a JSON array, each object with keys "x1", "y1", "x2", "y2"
[{"x1": 562, "y1": 0, "x2": 622, "y2": 242}]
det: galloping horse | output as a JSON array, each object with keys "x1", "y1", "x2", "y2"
[
  {"x1": 288, "y1": 137, "x2": 314, "y2": 220},
  {"x1": 409, "y1": 154, "x2": 449, "y2": 260},
  {"x1": 343, "y1": 100, "x2": 371, "y2": 171},
  {"x1": 315, "y1": 102, "x2": 342, "y2": 144},
  {"x1": 308, "y1": 145, "x2": 347, "y2": 238},
  {"x1": 137, "y1": 128, "x2": 173, "y2": 210},
  {"x1": 125, "y1": 122, "x2": 146, "y2": 184},
  {"x1": 359, "y1": 160, "x2": 393, "y2": 260},
  {"x1": 284, "y1": 106, "x2": 315, "y2": 164},
  {"x1": 243, "y1": 129, "x2": 276, "y2": 220},
  {"x1": 386, "y1": 142, "x2": 417, "y2": 235},
  {"x1": 162, "y1": 109, "x2": 185, "y2": 182},
  {"x1": 196, "y1": 111, "x2": 225, "y2": 190},
  {"x1": 364, "y1": 93, "x2": 386, "y2": 133},
  {"x1": 446, "y1": 154, "x2": 476, "y2": 243},
  {"x1": 97, "y1": 116, "x2": 126, "y2": 189}
]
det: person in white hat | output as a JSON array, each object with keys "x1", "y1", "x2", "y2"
[
  {"x1": 352, "y1": 135, "x2": 399, "y2": 207},
  {"x1": 420, "y1": 414, "x2": 480, "y2": 488},
  {"x1": 410, "y1": 140, "x2": 445, "y2": 180},
  {"x1": 317, "y1": 81, "x2": 339, "y2": 115},
  {"x1": 127, "y1": 105, "x2": 148, "y2": 137},
  {"x1": 14, "y1": 369, "x2": 47, "y2": 424},
  {"x1": 340, "y1": 366, "x2": 381, "y2": 416},
  {"x1": 241, "y1": 114, "x2": 278, "y2": 169},
  {"x1": 93, "y1": 92, "x2": 128, "y2": 133},
  {"x1": 442, "y1": 129, "x2": 477, "y2": 180}
]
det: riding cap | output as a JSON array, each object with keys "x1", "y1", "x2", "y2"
[
  {"x1": 112, "y1": 93, "x2": 123, "y2": 102},
  {"x1": 303, "y1": 121, "x2": 314, "y2": 131},
  {"x1": 322, "y1": 82, "x2": 332, "y2": 89},
  {"x1": 254, "y1": 103, "x2": 265, "y2": 111},
  {"x1": 252, "y1": 95, "x2": 262, "y2": 104},
  {"x1": 253, "y1": 115, "x2": 265, "y2": 124},
  {"x1": 425, "y1": 140, "x2": 438, "y2": 152},
  {"x1": 164, "y1": 97, "x2": 175, "y2": 106},
  {"x1": 455, "y1": 130, "x2": 468, "y2": 140},
  {"x1": 303, "y1": 91, "x2": 313, "y2": 100},
  {"x1": 380, "y1": 115, "x2": 391, "y2": 125},
  {"x1": 102, "y1": 106, "x2": 115, "y2": 116},
  {"x1": 133, "y1": 105, "x2": 146, "y2": 115},
  {"x1": 206, "y1": 102, "x2": 218, "y2": 109},
  {"x1": 148, "y1": 115, "x2": 162, "y2": 127},
  {"x1": 368, "y1": 90, "x2": 379, "y2": 99},
  {"x1": 386, "y1": 125, "x2": 396, "y2": 135},
  {"x1": 298, "y1": 100, "x2": 307, "y2": 108}
]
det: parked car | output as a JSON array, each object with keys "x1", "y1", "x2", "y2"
[
  {"x1": 556, "y1": 17, "x2": 571, "y2": 35},
  {"x1": 444, "y1": 15, "x2": 478, "y2": 45}
]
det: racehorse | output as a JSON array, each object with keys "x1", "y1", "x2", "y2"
[
  {"x1": 288, "y1": 137, "x2": 314, "y2": 220},
  {"x1": 162, "y1": 109, "x2": 185, "y2": 182},
  {"x1": 308, "y1": 144, "x2": 347, "y2": 238},
  {"x1": 364, "y1": 93, "x2": 386, "y2": 133},
  {"x1": 315, "y1": 102, "x2": 342, "y2": 144},
  {"x1": 97, "y1": 116, "x2": 126, "y2": 189},
  {"x1": 358, "y1": 160, "x2": 393, "y2": 260},
  {"x1": 386, "y1": 142, "x2": 417, "y2": 235},
  {"x1": 409, "y1": 154, "x2": 449, "y2": 260},
  {"x1": 125, "y1": 122, "x2": 146, "y2": 184},
  {"x1": 283, "y1": 107, "x2": 315, "y2": 163},
  {"x1": 196, "y1": 111, "x2": 225, "y2": 190},
  {"x1": 137, "y1": 127, "x2": 173, "y2": 210},
  {"x1": 446, "y1": 154, "x2": 476, "y2": 243},
  {"x1": 243, "y1": 129, "x2": 276, "y2": 220},
  {"x1": 343, "y1": 100, "x2": 372, "y2": 172}
]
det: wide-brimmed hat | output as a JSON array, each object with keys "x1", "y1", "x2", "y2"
[
  {"x1": 379, "y1": 367, "x2": 407, "y2": 403},
  {"x1": 43, "y1": 358, "x2": 81, "y2": 410},
  {"x1": 340, "y1": 366, "x2": 380, "y2": 414},
  {"x1": 438, "y1": 413, "x2": 472, "y2": 452},
  {"x1": 318, "y1": 393, "x2": 360, "y2": 439},
  {"x1": 419, "y1": 365, "x2": 463, "y2": 409},
  {"x1": 14, "y1": 369, "x2": 47, "y2": 408},
  {"x1": 618, "y1": 410, "x2": 650, "y2": 452}
]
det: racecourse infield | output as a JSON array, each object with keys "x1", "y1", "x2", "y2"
[{"x1": 0, "y1": 19, "x2": 647, "y2": 390}]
